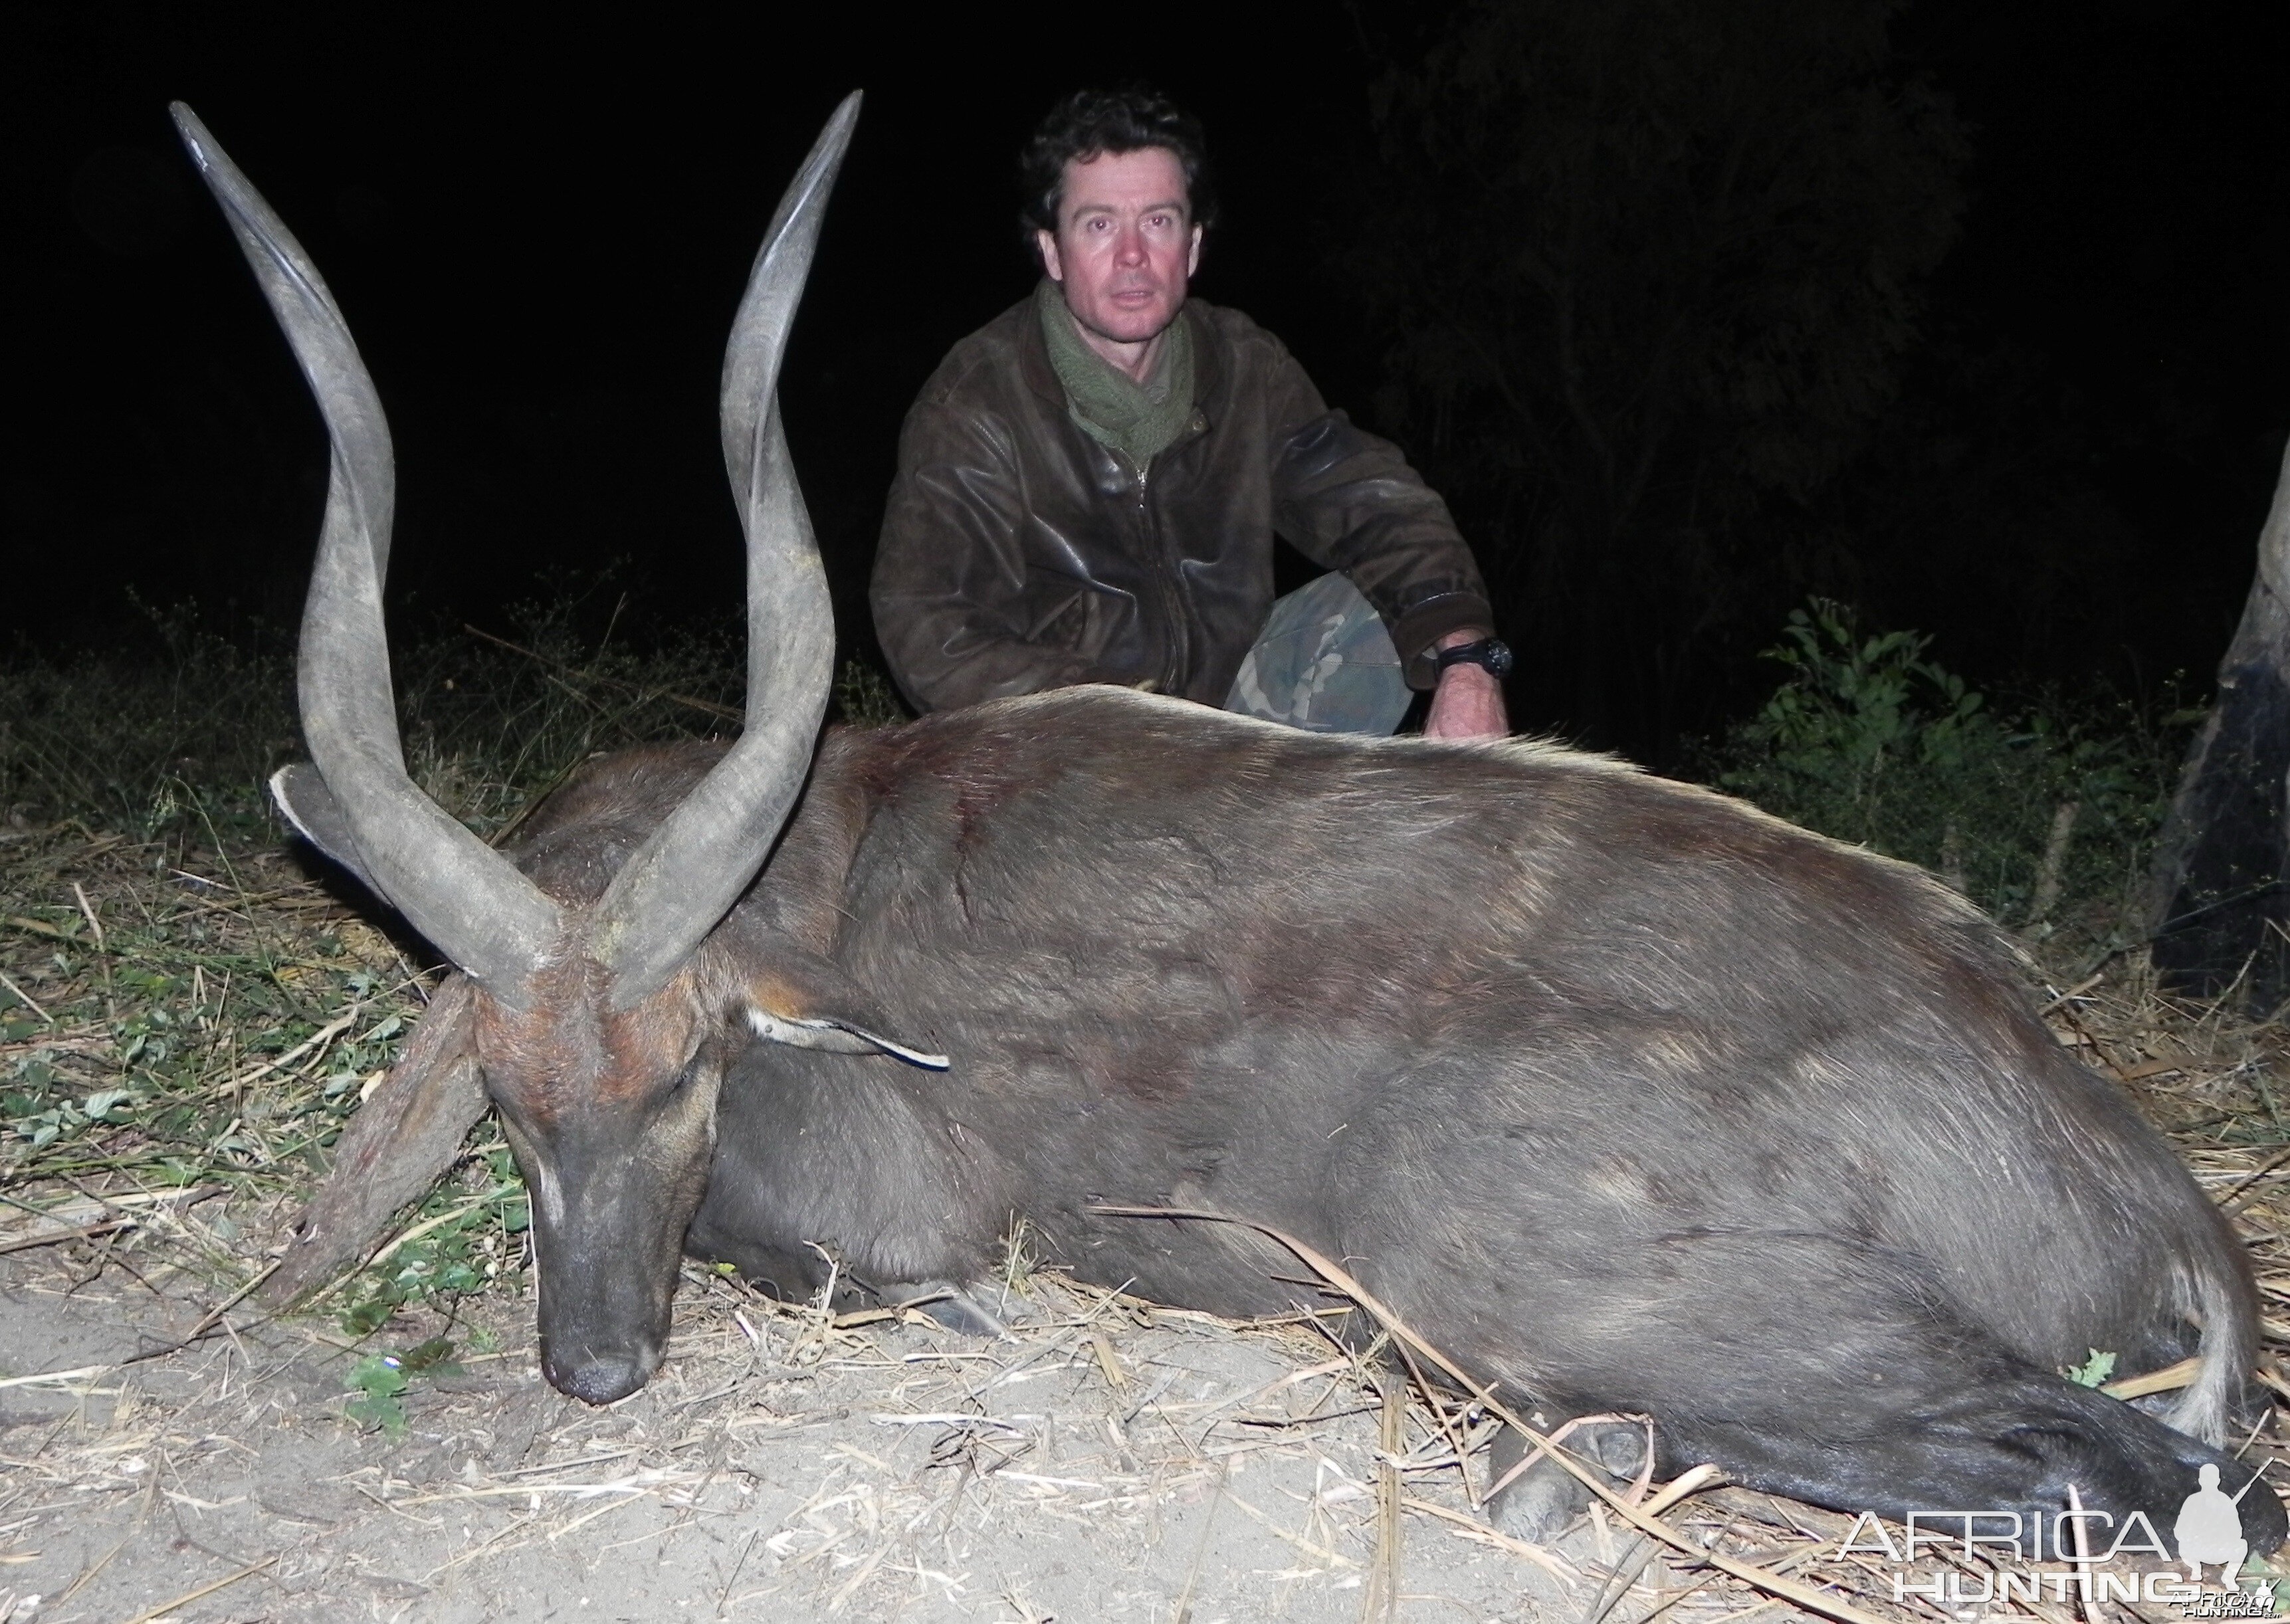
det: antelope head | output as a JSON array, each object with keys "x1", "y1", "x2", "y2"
[{"x1": 176, "y1": 96, "x2": 888, "y2": 1403}]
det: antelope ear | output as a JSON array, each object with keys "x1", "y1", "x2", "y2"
[
  {"x1": 747, "y1": 1007, "x2": 950, "y2": 1068},
  {"x1": 271, "y1": 762, "x2": 383, "y2": 896},
  {"x1": 745, "y1": 951, "x2": 948, "y2": 1070},
  {"x1": 259, "y1": 974, "x2": 489, "y2": 1306}
]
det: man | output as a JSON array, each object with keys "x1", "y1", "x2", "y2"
[{"x1": 871, "y1": 88, "x2": 1508, "y2": 739}]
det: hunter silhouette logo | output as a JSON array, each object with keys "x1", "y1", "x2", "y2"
[{"x1": 2176, "y1": 1465, "x2": 2255, "y2": 1583}]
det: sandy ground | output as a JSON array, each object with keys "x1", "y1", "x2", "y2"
[
  {"x1": 0, "y1": 1229, "x2": 1635, "y2": 1624},
  {"x1": 7, "y1": 1170, "x2": 2289, "y2": 1624}
]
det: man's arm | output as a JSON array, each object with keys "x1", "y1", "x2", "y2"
[
  {"x1": 1424, "y1": 629, "x2": 1510, "y2": 740},
  {"x1": 871, "y1": 395, "x2": 1096, "y2": 714},
  {"x1": 1261, "y1": 348, "x2": 1509, "y2": 739}
]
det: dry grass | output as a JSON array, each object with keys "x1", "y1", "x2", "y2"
[{"x1": 0, "y1": 819, "x2": 518, "y2": 1348}]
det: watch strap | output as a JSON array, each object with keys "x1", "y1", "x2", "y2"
[{"x1": 1434, "y1": 638, "x2": 1514, "y2": 679}]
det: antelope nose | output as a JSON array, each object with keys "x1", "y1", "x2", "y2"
[{"x1": 548, "y1": 1350, "x2": 652, "y2": 1406}]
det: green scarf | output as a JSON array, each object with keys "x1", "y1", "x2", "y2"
[{"x1": 1035, "y1": 278, "x2": 1196, "y2": 469}]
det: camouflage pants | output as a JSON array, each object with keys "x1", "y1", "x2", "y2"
[{"x1": 1223, "y1": 571, "x2": 1411, "y2": 736}]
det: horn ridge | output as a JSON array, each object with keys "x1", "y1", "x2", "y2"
[
  {"x1": 588, "y1": 93, "x2": 861, "y2": 1004},
  {"x1": 173, "y1": 103, "x2": 564, "y2": 993}
]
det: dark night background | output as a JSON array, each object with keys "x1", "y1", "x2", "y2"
[{"x1": 7, "y1": 0, "x2": 2287, "y2": 767}]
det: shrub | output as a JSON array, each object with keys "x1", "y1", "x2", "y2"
[{"x1": 1702, "y1": 601, "x2": 2181, "y2": 940}]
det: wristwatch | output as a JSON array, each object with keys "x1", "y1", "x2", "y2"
[{"x1": 1433, "y1": 638, "x2": 1514, "y2": 679}]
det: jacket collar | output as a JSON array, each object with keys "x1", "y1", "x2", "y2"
[
  {"x1": 1017, "y1": 295, "x2": 1065, "y2": 406},
  {"x1": 1017, "y1": 293, "x2": 1223, "y2": 429}
]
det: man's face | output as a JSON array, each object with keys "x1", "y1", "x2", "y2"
[{"x1": 1037, "y1": 146, "x2": 1202, "y2": 348}]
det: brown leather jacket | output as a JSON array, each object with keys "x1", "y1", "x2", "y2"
[{"x1": 871, "y1": 296, "x2": 1494, "y2": 713}]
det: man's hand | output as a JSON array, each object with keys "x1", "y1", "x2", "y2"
[{"x1": 1423, "y1": 631, "x2": 1510, "y2": 740}]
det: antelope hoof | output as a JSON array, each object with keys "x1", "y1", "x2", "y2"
[
  {"x1": 1487, "y1": 1420, "x2": 1649, "y2": 1544},
  {"x1": 892, "y1": 1280, "x2": 1008, "y2": 1338}
]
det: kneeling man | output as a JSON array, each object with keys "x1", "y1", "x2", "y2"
[{"x1": 871, "y1": 87, "x2": 1509, "y2": 739}]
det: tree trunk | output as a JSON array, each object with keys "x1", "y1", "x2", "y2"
[{"x1": 2148, "y1": 436, "x2": 2290, "y2": 1008}]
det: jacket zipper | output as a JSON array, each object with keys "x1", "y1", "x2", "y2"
[{"x1": 1133, "y1": 456, "x2": 1188, "y2": 694}]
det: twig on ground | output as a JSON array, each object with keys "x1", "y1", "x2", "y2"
[
  {"x1": 717, "y1": 1526, "x2": 760, "y2": 1619},
  {"x1": 0, "y1": 1361, "x2": 118, "y2": 1392},
  {"x1": 1362, "y1": 1372, "x2": 1404, "y2": 1622},
  {"x1": 0, "y1": 967, "x2": 52, "y2": 1023},
  {"x1": 113, "y1": 1551, "x2": 278, "y2": 1624},
  {"x1": 1168, "y1": 1457, "x2": 1229, "y2": 1624},
  {"x1": 1398, "y1": 1495, "x2": 1578, "y2": 1583},
  {"x1": 0, "y1": 1215, "x2": 135, "y2": 1255},
  {"x1": 2065, "y1": 1480, "x2": 2107, "y2": 1624},
  {"x1": 221, "y1": 1006, "x2": 361, "y2": 1094},
  {"x1": 52, "y1": 1473, "x2": 156, "y2": 1606},
  {"x1": 1584, "y1": 1534, "x2": 1665, "y2": 1624},
  {"x1": 117, "y1": 1257, "x2": 281, "y2": 1370},
  {"x1": 71, "y1": 880, "x2": 113, "y2": 1021}
]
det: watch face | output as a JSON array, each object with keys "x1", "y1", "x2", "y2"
[{"x1": 1443, "y1": 639, "x2": 1513, "y2": 678}]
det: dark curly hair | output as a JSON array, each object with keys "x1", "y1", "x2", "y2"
[{"x1": 1019, "y1": 87, "x2": 1217, "y2": 240}]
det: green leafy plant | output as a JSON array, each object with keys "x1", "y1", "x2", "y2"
[
  {"x1": 338, "y1": 1147, "x2": 530, "y2": 1336},
  {"x1": 1704, "y1": 600, "x2": 2181, "y2": 939},
  {"x1": 344, "y1": 1353, "x2": 412, "y2": 1437},
  {"x1": 2063, "y1": 1349, "x2": 2118, "y2": 1388},
  {"x1": 344, "y1": 1336, "x2": 465, "y2": 1439},
  {"x1": 1726, "y1": 600, "x2": 1988, "y2": 842}
]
